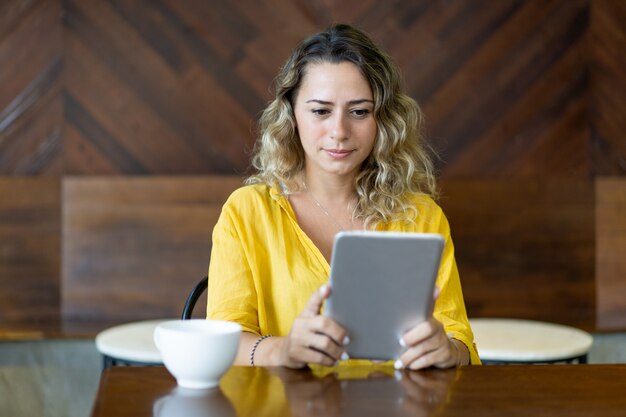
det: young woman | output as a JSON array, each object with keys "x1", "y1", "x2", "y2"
[{"x1": 207, "y1": 24, "x2": 480, "y2": 369}]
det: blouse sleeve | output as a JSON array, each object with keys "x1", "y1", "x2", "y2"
[
  {"x1": 206, "y1": 201, "x2": 261, "y2": 335},
  {"x1": 432, "y1": 208, "x2": 481, "y2": 365}
]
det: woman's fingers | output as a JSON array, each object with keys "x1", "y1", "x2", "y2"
[
  {"x1": 289, "y1": 343, "x2": 337, "y2": 366},
  {"x1": 299, "y1": 285, "x2": 348, "y2": 349},
  {"x1": 284, "y1": 331, "x2": 343, "y2": 367},
  {"x1": 282, "y1": 285, "x2": 348, "y2": 367},
  {"x1": 308, "y1": 327, "x2": 346, "y2": 359},
  {"x1": 399, "y1": 318, "x2": 440, "y2": 348},
  {"x1": 400, "y1": 340, "x2": 451, "y2": 370},
  {"x1": 397, "y1": 318, "x2": 456, "y2": 370},
  {"x1": 301, "y1": 284, "x2": 331, "y2": 317},
  {"x1": 290, "y1": 331, "x2": 344, "y2": 365},
  {"x1": 291, "y1": 316, "x2": 347, "y2": 357},
  {"x1": 433, "y1": 286, "x2": 441, "y2": 302}
]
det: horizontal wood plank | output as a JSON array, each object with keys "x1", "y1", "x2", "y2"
[
  {"x1": 439, "y1": 179, "x2": 595, "y2": 330},
  {"x1": 62, "y1": 176, "x2": 242, "y2": 323},
  {"x1": 0, "y1": 177, "x2": 61, "y2": 325},
  {"x1": 596, "y1": 177, "x2": 626, "y2": 330}
]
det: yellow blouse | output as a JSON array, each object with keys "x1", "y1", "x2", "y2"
[{"x1": 207, "y1": 184, "x2": 480, "y2": 365}]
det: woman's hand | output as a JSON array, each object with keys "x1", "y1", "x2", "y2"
[
  {"x1": 395, "y1": 287, "x2": 469, "y2": 370},
  {"x1": 396, "y1": 318, "x2": 461, "y2": 370},
  {"x1": 279, "y1": 285, "x2": 349, "y2": 368}
]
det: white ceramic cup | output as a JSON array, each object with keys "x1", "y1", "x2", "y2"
[{"x1": 154, "y1": 319, "x2": 241, "y2": 389}]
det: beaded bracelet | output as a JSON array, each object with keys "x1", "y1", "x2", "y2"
[{"x1": 250, "y1": 334, "x2": 272, "y2": 367}]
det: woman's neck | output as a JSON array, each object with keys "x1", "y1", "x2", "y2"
[{"x1": 301, "y1": 175, "x2": 357, "y2": 207}]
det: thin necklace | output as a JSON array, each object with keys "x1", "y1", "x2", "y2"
[{"x1": 303, "y1": 182, "x2": 351, "y2": 231}]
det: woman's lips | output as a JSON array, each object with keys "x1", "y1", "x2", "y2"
[{"x1": 325, "y1": 149, "x2": 354, "y2": 159}]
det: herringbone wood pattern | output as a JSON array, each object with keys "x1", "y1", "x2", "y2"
[
  {"x1": 3, "y1": 0, "x2": 618, "y2": 177},
  {"x1": 590, "y1": 0, "x2": 626, "y2": 175},
  {"x1": 0, "y1": 0, "x2": 63, "y2": 175}
]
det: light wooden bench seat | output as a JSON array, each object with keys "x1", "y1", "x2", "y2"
[{"x1": 470, "y1": 318, "x2": 593, "y2": 364}]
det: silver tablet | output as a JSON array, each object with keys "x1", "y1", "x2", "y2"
[{"x1": 323, "y1": 231, "x2": 444, "y2": 360}]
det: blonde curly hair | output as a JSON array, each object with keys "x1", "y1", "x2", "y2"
[{"x1": 247, "y1": 24, "x2": 438, "y2": 227}]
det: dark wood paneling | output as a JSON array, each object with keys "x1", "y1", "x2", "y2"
[
  {"x1": 0, "y1": 0, "x2": 42, "y2": 40},
  {"x1": 596, "y1": 178, "x2": 626, "y2": 330},
  {"x1": 590, "y1": 0, "x2": 626, "y2": 175},
  {"x1": 0, "y1": 0, "x2": 63, "y2": 175},
  {"x1": 0, "y1": 0, "x2": 615, "y2": 178},
  {"x1": 440, "y1": 180, "x2": 595, "y2": 330},
  {"x1": 0, "y1": 177, "x2": 60, "y2": 325},
  {"x1": 385, "y1": 0, "x2": 590, "y2": 178},
  {"x1": 0, "y1": 0, "x2": 585, "y2": 177},
  {"x1": 430, "y1": 0, "x2": 589, "y2": 178},
  {"x1": 62, "y1": 0, "x2": 257, "y2": 175},
  {"x1": 62, "y1": 176, "x2": 242, "y2": 323},
  {"x1": 0, "y1": 1, "x2": 623, "y2": 334}
]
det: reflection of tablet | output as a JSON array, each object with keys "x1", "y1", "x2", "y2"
[{"x1": 323, "y1": 231, "x2": 444, "y2": 360}]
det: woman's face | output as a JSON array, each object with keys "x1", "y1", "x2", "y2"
[{"x1": 293, "y1": 61, "x2": 377, "y2": 181}]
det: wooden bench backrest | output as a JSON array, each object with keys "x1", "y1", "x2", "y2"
[{"x1": 62, "y1": 176, "x2": 242, "y2": 323}]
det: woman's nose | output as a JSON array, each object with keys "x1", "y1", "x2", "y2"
[{"x1": 330, "y1": 114, "x2": 349, "y2": 141}]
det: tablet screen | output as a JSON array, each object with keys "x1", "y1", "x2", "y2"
[{"x1": 324, "y1": 231, "x2": 444, "y2": 360}]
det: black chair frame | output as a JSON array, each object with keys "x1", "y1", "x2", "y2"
[{"x1": 182, "y1": 276, "x2": 208, "y2": 320}]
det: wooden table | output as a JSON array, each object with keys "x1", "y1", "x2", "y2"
[{"x1": 91, "y1": 365, "x2": 626, "y2": 417}]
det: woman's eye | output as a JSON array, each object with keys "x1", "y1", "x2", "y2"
[
  {"x1": 312, "y1": 108, "x2": 330, "y2": 116},
  {"x1": 351, "y1": 109, "x2": 371, "y2": 118}
]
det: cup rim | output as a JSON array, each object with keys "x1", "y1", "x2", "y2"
[{"x1": 156, "y1": 319, "x2": 242, "y2": 335}]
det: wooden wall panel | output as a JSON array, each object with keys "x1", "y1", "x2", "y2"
[
  {"x1": 0, "y1": 0, "x2": 624, "y2": 334},
  {"x1": 440, "y1": 180, "x2": 596, "y2": 330},
  {"x1": 0, "y1": 0, "x2": 615, "y2": 178},
  {"x1": 396, "y1": 0, "x2": 590, "y2": 178},
  {"x1": 590, "y1": 0, "x2": 626, "y2": 175},
  {"x1": 589, "y1": 0, "x2": 626, "y2": 329},
  {"x1": 62, "y1": 0, "x2": 258, "y2": 175},
  {"x1": 0, "y1": 178, "x2": 60, "y2": 326},
  {"x1": 61, "y1": 176, "x2": 242, "y2": 323},
  {"x1": 0, "y1": 0, "x2": 63, "y2": 175},
  {"x1": 596, "y1": 178, "x2": 626, "y2": 330},
  {"x1": 57, "y1": 0, "x2": 592, "y2": 177}
]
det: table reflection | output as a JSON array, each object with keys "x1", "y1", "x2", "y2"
[
  {"x1": 223, "y1": 366, "x2": 454, "y2": 417},
  {"x1": 153, "y1": 366, "x2": 456, "y2": 417},
  {"x1": 153, "y1": 386, "x2": 236, "y2": 417},
  {"x1": 275, "y1": 366, "x2": 457, "y2": 417},
  {"x1": 91, "y1": 365, "x2": 626, "y2": 417}
]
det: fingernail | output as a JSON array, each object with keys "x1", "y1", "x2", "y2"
[
  {"x1": 319, "y1": 284, "x2": 329, "y2": 294},
  {"x1": 394, "y1": 359, "x2": 404, "y2": 370},
  {"x1": 343, "y1": 336, "x2": 350, "y2": 345},
  {"x1": 398, "y1": 336, "x2": 406, "y2": 347},
  {"x1": 340, "y1": 352, "x2": 350, "y2": 361}
]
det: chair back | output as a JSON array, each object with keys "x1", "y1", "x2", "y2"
[{"x1": 181, "y1": 276, "x2": 208, "y2": 320}]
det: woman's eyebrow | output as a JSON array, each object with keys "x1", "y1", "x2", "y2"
[
  {"x1": 305, "y1": 99, "x2": 374, "y2": 105},
  {"x1": 305, "y1": 99, "x2": 332, "y2": 105},
  {"x1": 348, "y1": 99, "x2": 374, "y2": 105}
]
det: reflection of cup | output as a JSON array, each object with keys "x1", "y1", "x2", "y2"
[
  {"x1": 154, "y1": 320, "x2": 241, "y2": 389},
  {"x1": 153, "y1": 386, "x2": 237, "y2": 417}
]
